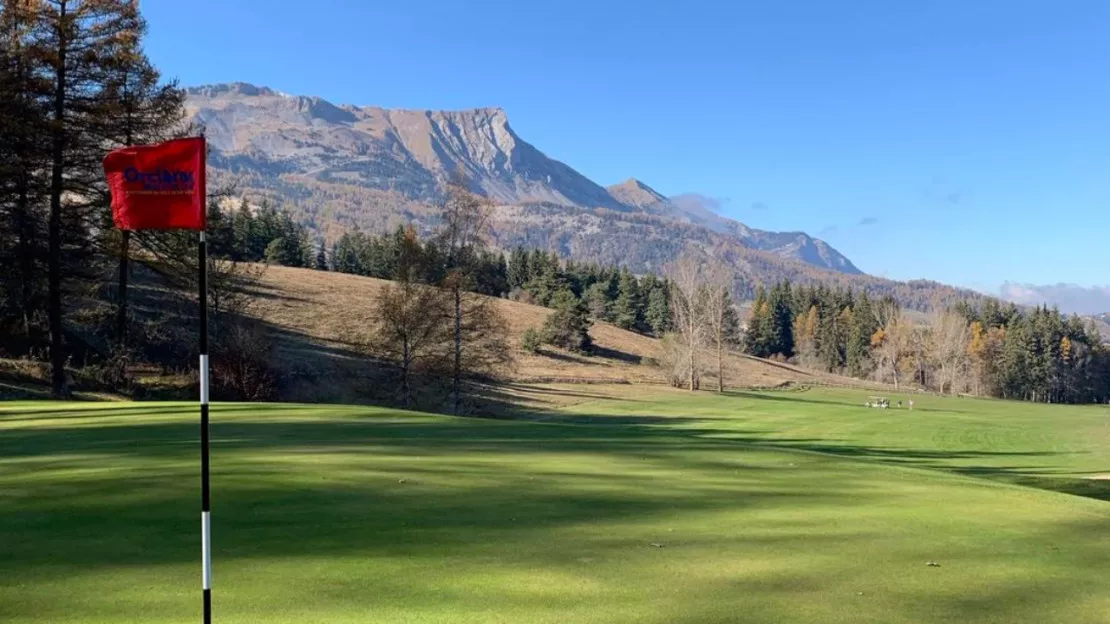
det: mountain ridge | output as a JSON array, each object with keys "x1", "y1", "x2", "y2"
[{"x1": 186, "y1": 82, "x2": 863, "y2": 276}]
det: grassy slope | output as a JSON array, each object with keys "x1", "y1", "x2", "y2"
[
  {"x1": 243, "y1": 265, "x2": 871, "y2": 396},
  {"x1": 2, "y1": 392, "x2": 1109, "y2": 623}
]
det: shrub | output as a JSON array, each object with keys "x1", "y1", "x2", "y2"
[
  {"x1": 521, "y1": 327, "x2": 542, "y2": 354},
  {"x1": 211, "y1": 320, "x2": 280, "y2": 401}
]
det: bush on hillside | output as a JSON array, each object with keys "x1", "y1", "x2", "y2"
[
  {"x1": 521, "y1": 327, "x2": 542, "y2": 354},
  {"x1": 211, "y1": 320, "x2": 280, "y2": 401}
]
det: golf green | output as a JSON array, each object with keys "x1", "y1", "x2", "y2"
[{"x1": 2, "y1": 390, "x2": 1109, "y2": 623}]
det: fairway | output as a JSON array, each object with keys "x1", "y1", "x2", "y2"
[{"x1": 2, "y1": 391, "x2": 1110, "y2": 623}]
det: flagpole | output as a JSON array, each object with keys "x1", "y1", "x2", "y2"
[{"x1": 199, "y1": 228, "x2": 212, "y2": 624}]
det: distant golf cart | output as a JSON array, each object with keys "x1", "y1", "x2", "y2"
[{"x1": 866, "y1": 396, "x2": 913, "y2": 409}]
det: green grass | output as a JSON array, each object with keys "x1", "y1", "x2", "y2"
[
  {"x1": 550, "y1": 386, "x2": 1110, "y2": 497},
  {"x1": 2, "y1": 390, "x2": 1109, "y2": 623}
]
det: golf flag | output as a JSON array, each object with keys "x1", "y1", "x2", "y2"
[
  {"x1": 104, "y1": 135, "x2": 214, "y2": 622},
  {"x1": 103, "y1": 137, "x2": 207, "y2": 231}
]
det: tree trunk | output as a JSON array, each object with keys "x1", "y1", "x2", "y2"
[
  {"x1": 401, "y1": 333, "x2": 410, "y2": 408},
  {"x1": 116, "y1": 231, "x2": 130, "y2": 345},
  {"x1": 687, "y1": 319, "x2": 695, "y2": 392},
  {"x1": 47, "y1": 3, "x2": 68, "y2": 397},
  {"x1": 717, "y1": 339, "x2": 724, "y2": 393},
  {"x1": 453, "y1": 284, "x2": 461, "y2": 414},
  {"x1": 16, "y1": 178, "x2": 32, "y2": 337}
]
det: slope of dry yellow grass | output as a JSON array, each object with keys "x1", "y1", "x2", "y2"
[{"x1": 243, "y1": 265, "x2": 878, "y2": 401}]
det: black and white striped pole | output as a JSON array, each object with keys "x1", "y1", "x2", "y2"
[{"x1": 199, "y1": 229, "x2": 212, "y2": 623}]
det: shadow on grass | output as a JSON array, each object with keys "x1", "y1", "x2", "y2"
[
  {"x1": 477, "y1": 389, "x2": 1103, "y2": 504},
  {"x1": 3, "y1": 400, "x2": 1109, "y2": 623},
  {"x1": 0, "y1": 409, "x2": 867, "y2": 578}
]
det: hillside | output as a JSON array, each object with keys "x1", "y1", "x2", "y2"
[{"x1": 240, "y1": 265, "x2": 878, "y2": 403}]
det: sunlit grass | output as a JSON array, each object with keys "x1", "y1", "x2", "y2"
[{"x1": 2, "y1": 391, "x2": 1109, "y2": 623}]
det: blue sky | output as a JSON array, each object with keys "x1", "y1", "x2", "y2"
[{"x1": 143, "y1": 0, "x2": 1110, "y2": 294}]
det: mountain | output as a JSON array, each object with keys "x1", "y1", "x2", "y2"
[
  {"x1": 606, "y1": 178, "x2": 668, "y2": 208},
  {"x1": 189, "y1": 82, "x2": 623, "y2": 210},
  {"x1": 186, "y1": 83, "x2": 862, "y2": 276}
]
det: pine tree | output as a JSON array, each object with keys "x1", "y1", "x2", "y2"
[
  {"x1": 613, "y1": 268, "x2": 641, "y2": 330},
  {"x1": 99, "y1": 13, "x2": 185, "y2": 345},
  {"x1": 769, "y1": 282, "x2": 795, "y2": 357},
  {"x1": 0, "y1": 1, "x2": 50, "y2": 348},
  {"x1": 315, "y1": 241, "x2": 328, "y2": 270},
  {"x1": 645, "y1": 284, "x2": 670, "y2": 335},
  {"x1": 331, "y1": 232, "x2": 361, "y2": 274},
  {"x1": 527, "y1": 261, "x2": 566, "y2": 307},
  {"x1": 39, "y1": 0, "x2": 150, "y2": 395},
  {"x1": 846, "y1": 293, "x2": 877, "y2": 377},
  {"x1": 506, "y1": 246, "x2": 528, "y2": 290},
  {"x1": 231, "y1": 199, "x2": 255, "y2": 261},
  {"x1": 815, "y1": 290, "x2": 846, "y2": 371},
  {"x1": 744, "y1": 287, "x2": 768, "y2": 356},
  {"x1": 585, "y1": 282, "x2": 610, "y2": 320},
  {"x1": 542, "y1": 288, "x2": 592, "y2": 352}
]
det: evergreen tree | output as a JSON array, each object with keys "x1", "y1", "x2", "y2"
[
  {"x1": 613, "y1": 268, "x2": 641, "y2": 330},
  {"x1": 768, "y1": 281, "x2": 795, "y2": 357},
  {"x1": 331, "y1": 231, "x2": 361, "y2": 274},
  {"x1": 585, "y1": 282, "x2": 610, "y2": 320},
  {"x1": 846, "y1": 293, "x2": 877, "y2": 377},
  {"x1": 814, "y1": 287, "x2": 847, "y2": 371},
  {"x1": 506, "y1": 246, "x2": 529, "y2": 290},
  {"x1": 645, "y1": 284, "x2": 671, "y2": 335},
  {"x1": 997, "y1": 315, "x2": 1034, "y2": 400},
  {"x1": 542, "y1": 288, "x2": 592, "y2": 352},
  {"x1": 315, "y1": 241, "x2": 329, "y2": 271},
  {"x1": 38, "y1": 0, "x2": 152, "y2": 395},
  {"x1": 526, "y1": 260, "x2": 566, "y2": 307},
  {"x1": 744, "y1": 287, "x2": 769, "y2": 356},
  {"x1": 0, "y1": 2, "x2": 50, "y2": 349}
]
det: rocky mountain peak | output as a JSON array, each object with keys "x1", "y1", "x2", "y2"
[
  {"x1": 184, "y1": 82, "x2": 276, "y2": 98},
  {"x1": 606, "y1": 178, "x2": 668, "y2": 208}
]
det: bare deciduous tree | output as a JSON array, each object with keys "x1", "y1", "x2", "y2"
[
  {"x1": 370, "y1": 227, "x2": 452, "y2": 407},
  {"x1": 436, "y1": 175, "x2": 508, "y2": 413},
  {"x1": 667, "y1": 255, "x2": 707, "y2": 391},
  {"x1": 872, "y1": 316, "x2": 913, "y2": 390},
  {"x1": 927, "y1": 309, "x2": 969, "y2": 395},
  {"x1": 703, "y1": 262, "x2": 737, "y2": 392}
]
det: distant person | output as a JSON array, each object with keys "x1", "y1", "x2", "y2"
[
  {"x1": 908, "y1": 400, "x2": 914, "y2": 410},
  {"x1": 897, "y1": 400, "x2": 902, "y2": 408}
]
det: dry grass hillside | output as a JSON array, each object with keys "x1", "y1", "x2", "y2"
[{"x1": 241, "y1": 265, "x2": 884, "y2": 404}]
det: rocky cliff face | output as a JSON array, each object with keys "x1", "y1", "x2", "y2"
[
  {"x1": 188, "y1": 83, "x2": 623, "y2": 209},
  {"x1": 186, "y1": 83, "x2": 860, "y2": 275}
]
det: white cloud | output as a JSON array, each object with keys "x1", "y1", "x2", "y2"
[{"x1": 999, "y1": 282, "x2": 1110, "y2": 315}]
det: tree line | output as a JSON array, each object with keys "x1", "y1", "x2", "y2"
[
  {"x1": 740, "y1": 281, "x2": 1110, "y2": 403},
  {"x1": 244, "y1": 209, "x2": 677, "y2": 343},
  {"x1": 206, "y1": 198, "x2": 318, "y2": 268}
]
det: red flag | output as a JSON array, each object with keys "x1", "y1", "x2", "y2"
[{"x1": 103, "y1": 137, "x2": 207, "y2": 231}]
